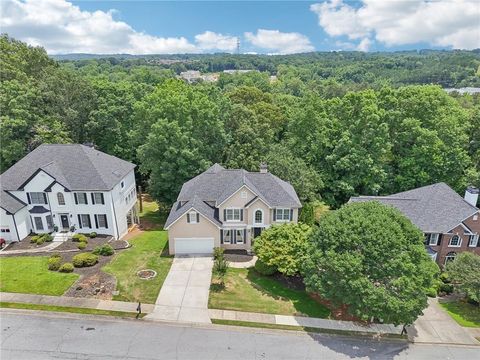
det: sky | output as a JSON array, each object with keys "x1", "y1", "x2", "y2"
[{"x1": 1, "y1": 0, "x2": 479, "y2": 55}]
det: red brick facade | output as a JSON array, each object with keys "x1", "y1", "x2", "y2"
[{"x1": 428, "y1": 211, "x2": 480, "y2": 266}]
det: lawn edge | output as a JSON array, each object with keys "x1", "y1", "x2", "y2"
[{"x1": 438, "y1": 302, "x2": 480, "y2": 328}]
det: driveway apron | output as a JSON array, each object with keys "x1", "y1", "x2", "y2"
[{"x1": 146, "y1": 256, "x2": 213, "y2": 324}]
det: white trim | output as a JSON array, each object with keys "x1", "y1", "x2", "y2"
[
  {"x1": 188, "y1": 211, "x2": 197, "y2": 224},
  {"x1": 217, "y1": 184, "x2": 271, "y2": 207},
  {"x1": 275, "y1": 208, "x2": 291, "y2": 222},
  {"x1": 253, "y1": 208, "x2": 264, "y2": 225},
  {"x1": 426, "y1": 233, "x2": 439, "y2": 246},
  {"x1": 468, "y1": 234, "x2": 479, "y2": 247},
  {"x1": 164, "y1": 206, "x2": 220, "y2": 230},
  {"x1": 448, "y1": 234, "x2": 462, "y2": 247},
  {"x1": 460, "y1": 223, "x2": 474, "y2": 235},
  {"x1": 224, "y1": 207, "x2": 242, "y2": 222},
  {"x1": 444, "y1": 210, "x2": 479, "y2": 233}
]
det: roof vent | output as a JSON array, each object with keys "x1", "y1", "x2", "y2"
[
  {"x1": 83, "y1": 142, "x2": 96, "y2": 149},
  {"x1": 465, "y1": 185, "x2": 479, "y2": 207},
  {"x1": 259, "y1": 162, "x2": 268, "y2": 174}
]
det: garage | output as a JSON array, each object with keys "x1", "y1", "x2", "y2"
[{"x1": 174, "y1": 237, "x2": 214, "y2": 255}]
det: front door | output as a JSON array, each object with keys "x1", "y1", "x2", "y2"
[
  {"x1": 60, "y1": 215, "x2": 69, "y2": 230},
  {"x1": 253, "y1": 227, "x2": 263, "y2": 238}
]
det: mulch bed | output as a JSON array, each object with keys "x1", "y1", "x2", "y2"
[
  {"x1": 54, "y1": 235, "x2": 111, "y2": 252},
  {"x1": 2, "y1": 236, "x2": 52, "y2": 251}
]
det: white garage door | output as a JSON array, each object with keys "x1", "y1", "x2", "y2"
[{"x1": 174, "y1": 237, "x2": 214, "y2": 255}]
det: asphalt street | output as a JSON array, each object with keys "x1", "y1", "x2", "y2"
[{"x1": 1, "y1": 310, "x2": 479, "y2": 359}]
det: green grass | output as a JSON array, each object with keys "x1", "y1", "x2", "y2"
[
  {"x1": 0, "y1": 302, "x2": 145, "y2": 318},
  {"x1": 439, "y1": 301, "x2": 480, "y2": 328},
  {"x1": 139, "y1": 198, "x2": 167, "y2": 228},
  {"x1": 103, "y1": 230, "x2": 172, "y2": 303},
  {"x1": 0, "y1": 257, "x2": 79, "y2": 296},
  {"x1": 209, "y1": 268, "x2": 330, "y2": 318}
]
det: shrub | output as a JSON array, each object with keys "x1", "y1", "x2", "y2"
[
  {"x1": 30, "y1": 235, "x2": 40, "y2": 243},
  {"x1": 213, "y1": 257, "x2": 229, "y2": 285},
  {"x1": 48, "y1": 256, "x2": 61, "y2": 271},
  {"x1": 50, "y1": 253, "x2": 61, "y2": 258},
  {"x1": 89, "y1": 232, "x2": 97, "y2": 238},
  {"x1": 253, "y1": 223, "x2": 312, "y2": 276},
  {"x1": 213, "y1": 247, "x2": 224, "y2": 260},
  {"x1": 92, "y1": 244, "x2": 114, "y2": 256},
  {"x1": 58, "y1": 263, "x2": 74, "y2": 273},
  {"x1": 426, "y1": 287, "x2": 437, "y2": 298},
  {"x1": 36, "y1": 237, "x2": 45, "y2": 245},
  {"x1": 43, "y1": 234, "x2": 53, "y2": 242},
  {"x1": 77, "y1": 241, "x2": 87, "y2": 250},
  {"x1": 254, "y1": 259, "x2": 277, "y2": 276},
  {"x1": 440, "y1": 272, "x2": 450, "y2": 284},
  {"x1": 71, "y1": 234, "x2": 88, "y2": 243},
  {"x1": 439, "y1": 283, "x2": 454, "y2": 295},
  {"x1": 72, "y1": 253, "x2": 99, "y2": 268}
]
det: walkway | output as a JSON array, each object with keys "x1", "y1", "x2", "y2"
[
  {"x1": 209, "y1": 309, "x2": 403, "y2": 335},
  {"x1": 225, "y1": 254, "x2": 257, "y2": 268},
  {"x1": 407, "y1": 298, "x2": 479, "y2": 345},
  {"x1": 146, "y1": 256, "x2": 213, "y2": 324},
  {"x1": 0, "y1": 292, "x2": 154, "y2": 313}
]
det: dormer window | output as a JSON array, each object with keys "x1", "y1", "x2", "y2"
[{"x1": 187, "y1": 211, "x2": 199, "y2": 224}]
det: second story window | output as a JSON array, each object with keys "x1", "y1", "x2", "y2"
[
  {"x1": 254, "y1": 210, "x2": 263, "y2": 224},
  {"x1": 425, "y1": 233, "x2": 439, "y2": 246},
  {"x1": 448, "y1": 235, "x2": 461, "y2": 247},
  {"x1": 57, "y1": 192, "x2": 65, "y2": 206},
  {"x1": 275, "y1": 208, "x2": 291, "y2": 221},
  {"x1": 74, "y1": 192, "x2": 88, "y2": 205},
  {"x1": 28, "y1": 192, "x2": 47, "y2": 205},
  {"x1": 91, "y1": 193, "x2": 105, "y2": 205},
  {"x1": 225, "y1": 208, "x2": 242, "y2": 222},
  {"x1": 187, "y1": 211, "x2": 199, "y2": 224},
  {"x1": 468, "y1": 234, "x2": 479, "y2": 247}
]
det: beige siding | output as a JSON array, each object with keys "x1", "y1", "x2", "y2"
[
  {"x1": 167, "y1": 212, "x2": 220, "y2": 254},
  {"x1": 218, "y1": 186, "x2": 256, "y2": 222}
]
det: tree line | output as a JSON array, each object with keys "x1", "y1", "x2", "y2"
[{"x1": 1, "y1": 35, "x2": 479, "y2": 210}]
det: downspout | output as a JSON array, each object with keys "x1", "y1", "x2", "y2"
[
  {"x1": 45, "y1": 192, "x2": 54, "y2": 231},
  {"x1": 11, "y1": 212, "x2": 20, "y2": 242},
  {"x1": 111, "y1": 194, "x2": 120, "y2": 240}
]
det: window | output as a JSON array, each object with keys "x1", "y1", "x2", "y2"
[
  {"x1": 187, "y1": 211, "x2": 198, "y2": 224},
  {"x1": 223, "y1": 229, "x2": 232, "y2": 244},
  {"x1": 121, "y1": 181, "x2": 125, "y2": 188},
  {"x1": 468, "y1": 234, "x2": 479, "y2": 247},
  {"x1": 96, "y1": 214, "x2": 108, "y2": 229},
  {"x1": 28, "y1": 192, "x2": 46, "y2": 204},
  {"x1": 78, "y1": 214, "x2": 91, "y2": 228},
  {"x1": 92, "y1": 193, "x2": 104, "y2": 205},
  {"x1": 34, "y1": 217, "x2": 44, "y2": 230},
  {"x1": 275, "y1": 208, "x2": 291, "y2": 221},
  {"x1": 74, "y1": 192, "x2": 88, "y2": 205},
  {"x1": 1, "y1": 228, "x2": 10, "y2": 233},
  {"x1": 241, "y1": 191, "x2": 247, "y2": 199},
  {"x1": 225, "y1": 208, "x2": 242, "y2": 221},
  {"x1": 46, "y1": 215, "x2": 53, "y2": 229},
  {"x1": 445, "y1": 252, "x2": 456, "y2": 264},
  {"x1": 449, "y1": 235, "x2": 461, "y2": 247},
  {"x1": 235, "y1": 229, "x2": 244, "y2": 244},
  {"x1": 254, "y1": 210, "x2": 263, "y2": 224},
  {"x1": 57, "y1": 192, "x2": 65, "y2": 206},
  {"x1": 425, "y1": 233, "x2": 439, "y2": 246}
]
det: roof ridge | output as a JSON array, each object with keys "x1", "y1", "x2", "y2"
[{"x1": 80, "y1": 146, "x2": 112, "y2": 190}]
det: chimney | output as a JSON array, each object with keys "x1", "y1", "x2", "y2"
[
  {"x1": 464, "y1": 186, "x2": 479, "y2": 207},
  {"x1": 259, "y1": 162, "x2": 268, "y2": 174}
]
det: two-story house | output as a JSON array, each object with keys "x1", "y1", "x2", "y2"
[
  {"x1": 0, "y1": 144, "x2": 138, "y2": 242},
  {"x1": 349, "y1": 183, "x2": 480, "y2": 266},
  {"x1": 164, "y1": 163, "x2": 302, "y2": 255}
]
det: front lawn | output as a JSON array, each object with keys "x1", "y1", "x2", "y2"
[
  {"x1": 103, "y1": 230, "x2": 172, "y2": 303},
  {"x1": 440, "y1": 300, "x2": 480, "y2": 328},
  {"x1": 0, "y1": 256, "x2": 79, "y2": 296},
  {"x1": 209, "y1": 268, "x2": 330, "y2": 318}
]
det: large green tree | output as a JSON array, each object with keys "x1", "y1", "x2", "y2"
[
  {"x1": 303, "y1": 201, "x2": 438, "y2": 325},
  {"x1": 446, "y1": 252, "x2": 480, "y2": 305}
]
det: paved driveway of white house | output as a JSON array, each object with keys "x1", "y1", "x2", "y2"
[{"x1": 146, "y1": 256, "x2": 213, "y2": 324}]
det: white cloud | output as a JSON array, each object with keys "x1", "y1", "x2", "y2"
[
  {"x1": 195, "y1": 31, "x2": 237, "y2": 52},
  {"x1": 311, "y1": 0, "x2": 480, "y2": 50},
  {"x1": 244, "y1": 29, "x2": 314, "y2": 54},
  {"x1": 0, "y1": 0, "x2": 198, "y2": 54}
]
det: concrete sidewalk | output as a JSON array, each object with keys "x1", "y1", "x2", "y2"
[
  {"x1": 407, "y1": 298, "x2": 479, "y2": 345},
  {"x1": 0, "y1": 292, "x2": 154, "y2": 313},
  {"x1": 209, "y1": 309, "x2": 404, "y2": 336}
]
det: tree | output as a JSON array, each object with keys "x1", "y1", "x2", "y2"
[
  {"x1": 446, "y1": 252, "x2": 480, "y2": 305},
  {"x1": 303, "y1": 201, "x2": 438, "y2": 325},
  {"x1": 253, "y1": 223, "x2": 312, "y2": 276},
  {"x1": 298, "y1": 200, "x2": 330, "y2": 225}
]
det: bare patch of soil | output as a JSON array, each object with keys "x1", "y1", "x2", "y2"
[
  {"x1": 309, "y1": 293, "x2": 364, "y2": 322},
  {"x1": 64, "y1": 271, "x2": 116, "y2": 299}
]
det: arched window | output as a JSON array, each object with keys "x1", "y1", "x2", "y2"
[
  {"x1": 57, "y1": 192, "x2": 65, "y2": 206},
  {"x1": 449, "y1": 235, "x2": 461, "y2": 247},
  {"x1": 445, "y1": 252, "x2": 456, "y2": 264},
  {"x1": 254, "y1": 209, "x2": 263, "y2": 224}
]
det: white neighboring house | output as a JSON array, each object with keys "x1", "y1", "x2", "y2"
[{"x1": 0, "y1": 144, "x2": 139, "y2": 242}]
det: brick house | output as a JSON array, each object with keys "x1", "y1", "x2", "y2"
[{"x1": 350, "y1": 183, "x2": 479, "y2": 266}]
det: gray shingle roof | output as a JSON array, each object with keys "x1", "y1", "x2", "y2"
[
  {"x1": 29, "y1": 206, "x2": 49, "y2": 214},
  {"x1": 165, "y1": 164, "x2": 301, "y2": 228},
  {"x1": 1, "y1": 144, "x2": 135, "y2": 214},
  {"x1": 165, "y1": 196, "x2": 221, "y2": 228},
  {"x1": 349, "y1": 182, "x2": 479, "y2": 233}
]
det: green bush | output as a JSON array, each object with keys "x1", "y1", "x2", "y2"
[
  {"x1": 43, "y1": 234, "x2": 53, "y2": 242},
  {"x1": 254, "y1": 259, "x2": 277, "y2": 276},
  {"x1": 89, "y1": 232, "x2": 97, "y2": 238},
  {"x1": 58, "y1": 263, "x2": 74, "y2": 273},
  {"x1": 213, "y1": 247, "x2": 224, "y2": 260},
  {"x1": 36, "y1": 237, "x2": 45, "y2": 245},
  {"x1": 426, "y1": 287, "x2": 437, "y2": 297},
  {"x1": 77, "y1": 241, "x2": 87, "y2": 250},
  {"x1": 30, "y1": 235, "x2": 40, "y2": 243},
  {"x1": 72, "y1": 253, "x2": 99, "y2": 268},
  {"x1": 71, "y1": 234, "x2": 88, "y2": 243},
  {"x1": 213, "y1": 257, "x2": 229, "y2": 285},
  {"x1": 48, "y1": 256, "x2": 61, "y2": 271},
  {"x1": 92, "y1": 244, "x2": 114, "y2": 256},
  {"x1": 50, "y1": 253, "x2": 61, "y2": 258},
  {"x1": 440, "y1": 272, "x2": 450, "y2": 284},
  {"x1": 439, "y1": 283, "x2": 454, "y2": 294}
]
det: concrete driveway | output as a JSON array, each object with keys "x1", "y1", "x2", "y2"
[{"x1": 146, "y1": 256, "x2": 213, "y2": 324}]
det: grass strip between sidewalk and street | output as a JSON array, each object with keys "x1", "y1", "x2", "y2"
[
  {"x1": 211, "y1": 319, "x2": 407, "y2": 340},
  {"x1": 0, "y1": 302, "x2": 146, "y2": 318}
]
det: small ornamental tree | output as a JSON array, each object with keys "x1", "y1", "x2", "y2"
[
  {"x1": 303, "y1": 201, "x2": 438, "y2": 326},
  {"x1": 446, "y1": 252, "x2": 480, "y2": 305},
  {"x1": 253, "y1": 223, "x2": 312, "y2": 276}
]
